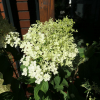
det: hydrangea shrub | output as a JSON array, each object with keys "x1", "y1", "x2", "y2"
[{"x1": 4, "y1": 16, "x2": 79, "y2": 84}]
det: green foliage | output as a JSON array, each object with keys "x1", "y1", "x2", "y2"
[
  {"x1": 40, "y1": 81, "x2": 49, "y2": 94},
  {"x1": 34, "y1": 82, "x2": 43, "y2": 100},
  {"x1": 0, "y1": 16, "x2": 16, "y2": 37}
]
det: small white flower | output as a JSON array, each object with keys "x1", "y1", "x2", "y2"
[
  {"x1": 6, "y1": 39, "x2": 11, "y2": 44},
  {"x1": 35, "y1": 67, "x2": 42, "y2": 73},
  {"x1": 35, "y1": 75, "x2": 43, "y2": 84},
  {"x1": 35, "y1": 46, "x2": 39, "y2": 50},
  {"x1": 14, "y1": 38, "x2": 21, "y2": 47},
  {"x1": 43, "y1": 73, "x2": 51, "y2": 81},
  {"x1": 23, "y1": 61, "x2": 29, "y2": 66},
  {"x1": 22, "y1": 68, "x2": 27, "y2": 76},
  {"x1": 26, "y1": 56, "x2": 31, "y2": 62},
  {"x1": 53, "y1": 70, "x2": 58, "y2": 75},
  {"x1": 28, "y1": 65, "x2": 36, "y2": 72},
  {"x1": 42, "y1": 64, "x2": 48, "y2": 72},
  {"x1": 30, "y1": 61, "x2": 37, "y2": 66},
  {"x1": 35, "y1": 79, "x2": 42, "y2": 84}
]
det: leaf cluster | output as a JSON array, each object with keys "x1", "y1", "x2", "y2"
[{"x1": 0, "y1": 16, "x2": 16, "y2": 37}]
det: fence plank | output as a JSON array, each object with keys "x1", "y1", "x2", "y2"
[{"x1": 39, "y1": 0, "x2": 55, "y2": 22}]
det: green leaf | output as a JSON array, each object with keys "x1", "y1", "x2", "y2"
[
  {"x1": 60, "y1": 90, "x2": 69, "y2": 100},
  {"x1": 34, "y1": 82, "x2": 43, "y2": 100},
  {"x1": 41, "y1": 81, "x2": 49, "y2": 94},
  {"x1": 77, "y1": 47, "x2": 86, "y2": 58},
  {"x1": 38, "y1": 90, "x2": 45, "y2": 100},
  {"x1": 77, "y1": 39, "x2": 84, "y2": 46},
  {"x1": 65, "y1": 70, "x2": 71, "y2": 78},
  {"x1": 50, "y1": 80, "x2": 54, "y2": 86},
  {"x1": 61, "y1": 78, "x2": 69, "y2": 87},
  {"x1": 44, "y1": 96, "x2": 52, "y2": 100},
  {"x1": 55, "y1": 84, "x2": 64, "y2": 92},
  {"x1": 38, "y1": 90, "x2": 52, "y2": 100},
  {"x1": 27, "y1": 78, "x2": 36, "y2": 84},
  {"x1": 84, "y1": 90, "x2": 88, "y2": 93},
  {"x1": 20, "y1": 64, "x2": 26, "y2": 72},
  {"x1": 78, "y1": 47, "x2": 86, "y2": 53},
  {"x1": 44, "y1": 91, "x2": 52, "y2": 100},
  {"x1": 54, "y1": 75, "x2": 61, "y2": 86}
]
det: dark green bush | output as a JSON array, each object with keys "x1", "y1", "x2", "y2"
[{"x1": 0, "y1": 15, "x2": 16, "y2": 38}]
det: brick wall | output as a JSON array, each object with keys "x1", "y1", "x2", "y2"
[{"x1": 16, "y1": 0, "x2": 30, "y2": 37}]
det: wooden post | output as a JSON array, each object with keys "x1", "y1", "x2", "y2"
[{"x1": 39, "y1": 0, "x2": 55, "y2": 22}]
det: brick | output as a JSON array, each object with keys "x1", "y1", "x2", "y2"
[
  {"x1": 21, "y1": 28, "x2": 28, "y2": 35},
  {"x1": 19, "y1": 20, "x2": 30, "y2": 28},
  {"x1": 18, "y1": 11, "x2": 30, "y2": 19},
  {"x1": 0, "y1": 3, "x2": 4, "y2": 11},
  {"x1": 17, "y1": 2, "x2": 28, "y2": 11}
]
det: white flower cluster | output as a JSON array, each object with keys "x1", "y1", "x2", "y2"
[
  {"x1": 3, "y1": 16, "x2": 79, "y2": 84},
  {"x1": 22, "y1": 61, "x2": 51, "y2": 84},
  {"x1": 0, "y1": 32, "x2": 20, "y2": 48}
]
